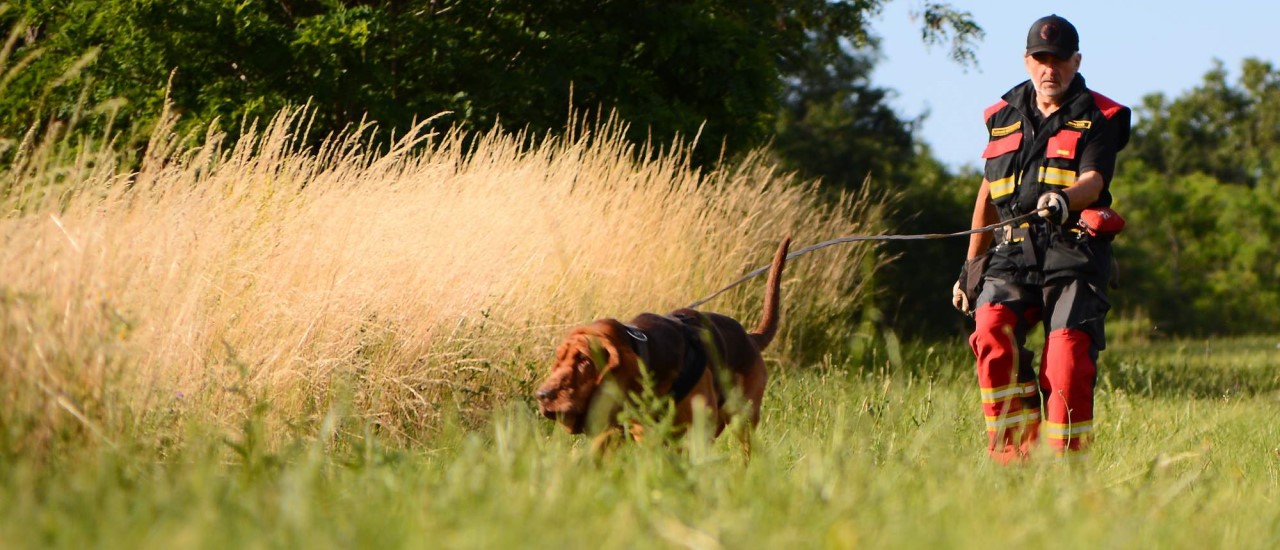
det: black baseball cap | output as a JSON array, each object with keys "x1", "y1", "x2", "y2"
[{"x1": 1026, "y1": 14, "x2": 1079, "y2": 58}]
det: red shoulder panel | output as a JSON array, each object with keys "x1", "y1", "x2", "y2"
[
  {"x1": 1089, "y1": 91, "x2": 1126, "y2": 119},
  {"x1": 982, "y1": 133, "x2": 1022, "y2": 159},
  {"x1": 984, "y1": 100, "x2": 1008, "y2": 122}
]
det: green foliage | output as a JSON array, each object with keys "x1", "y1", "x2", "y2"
[
  {"x1": 770, "y1": 2, "x2": 981, "y2": 192},
  {"x1": 0, "y1": 0, "x2": 982, "y2": 166},
  {"x1": 1114, "y1": 57, "x2": 1280, "y2": 334},
  {"x1": 1113, "y1": 169, "x2": 1280, "y2": 334},
  {"x1": 766, "y1": 9, "x2": 980, "y2": 340},
  {"x1": 1129, "y1": 57, "x2": 1280, "y2": 190},
  {"x1": 773, "y1": 40, "x2": 918, "y2": 192},
  {"x1": 875, "y1": 154, "x2": 979, "y2": 338}
]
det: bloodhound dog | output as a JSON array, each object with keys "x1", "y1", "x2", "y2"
[{"x1": 535, "y1": 238, "x2": 789, "y2": 442}]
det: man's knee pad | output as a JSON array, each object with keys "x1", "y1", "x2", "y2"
[
  {"x1": 1042, "y1": 328, "x2": 1097, "y2": 450},
  {"x1": 1043, "y1": 328, "x2": 1097, "y2": 389},
  {"x1": 969, "y1": 303, "x2": 1019, "y2": 361}
]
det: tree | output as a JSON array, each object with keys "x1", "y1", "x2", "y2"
[
  {"x1": 773, "y1": 38, "x2": 918, "y2": 192},
  {"x1": 0, "y1": 0, "x2": 982, "y2": 166},
  {"x1": 1113, "y1": 57, "x2": 1280, "y2": 334},
  {"x1": 1128, "y1": 57, "x2": 1280, "y2": 190},
  {"x1": 765, "y1": 2, "x2": 983, "y2": 338},
  {"x1": 1112, "y1": 170, "x2": 1280, "y2": 334}
]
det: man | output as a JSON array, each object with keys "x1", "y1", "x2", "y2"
[{"x1": 951, "y1": 14, "x2": 1131, "y2": 463}]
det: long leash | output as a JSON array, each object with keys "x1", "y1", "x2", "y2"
[{"x1": 686, "y1": 210, "x2": 1044, "y2": 309}]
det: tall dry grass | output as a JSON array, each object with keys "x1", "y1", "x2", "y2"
[{"x1": 0, "y1": 107, "x2": 886, "y2": 451}]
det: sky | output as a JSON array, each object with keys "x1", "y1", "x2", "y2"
[{"x1": 870, "y1": 1, "x2": 1278, "y2": 170}]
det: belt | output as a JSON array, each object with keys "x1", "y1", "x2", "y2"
[
  {"x1": 994, "y1": 222, "x2": 1039, "y2": 268},
  {"x1": 997, "y1": 222, "x2": 1031, "y2": 244}
]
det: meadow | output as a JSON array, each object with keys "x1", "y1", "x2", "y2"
[{"x1": 2, "y1": 109, "x2": 1278, "y2": 548}]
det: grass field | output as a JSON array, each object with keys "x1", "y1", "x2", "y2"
[
  {"x1": 2, "y1": 337, "x2": 1278, "y2": 549},
  {"x1": 2, "y1": 110, "x2": 1279, "y2": 548}
]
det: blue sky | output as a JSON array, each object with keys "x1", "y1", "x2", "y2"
[{"x1": 871, "y1": 1, "x2": 1277, "y2": 170}]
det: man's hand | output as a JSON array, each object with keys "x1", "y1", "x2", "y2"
[
  {"x1": 954, "y1": 254, "x2": 989, "y2": 316},
  {"x1": 951, "y1": 280, "x2": 970, "y2": 314},
  {"x1": 1036, "y1": 191, "x2": 1069, "y2": 225}
]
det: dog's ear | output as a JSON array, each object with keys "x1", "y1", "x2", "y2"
[
  {"x1": 564, "y1": 330, "x2": 607, "y2": 380},
  {"x1": 559, "y1": 324, "x2": 629, "y2": 436},
  {"x1": 588, "y1": 320, "x2": 637, "y2": 382}
]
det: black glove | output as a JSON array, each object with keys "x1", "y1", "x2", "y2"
[{"x1": 952, "y1": 254, "x2": 990, "y2": 315}]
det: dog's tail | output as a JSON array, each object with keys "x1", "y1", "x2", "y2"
[{"x1": 750, "y1": 236, "x2": 790, "y2": 350}]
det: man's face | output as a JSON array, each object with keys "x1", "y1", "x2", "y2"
[{"x1": 1024, "y1": 51, "x2": 1081, "y2": 102}]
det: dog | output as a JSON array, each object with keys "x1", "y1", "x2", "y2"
[{"x1": 535, "y1": 237, "x2": 789, "y2": 443}]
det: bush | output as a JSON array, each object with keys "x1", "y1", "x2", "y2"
[{"x1": 1112, "y1": 166, "x2": 1280, "y2": 334}]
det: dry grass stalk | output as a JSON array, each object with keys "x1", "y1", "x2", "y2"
[{"x1": 0, "y1": 107, "x2": 885, "y2": 449}]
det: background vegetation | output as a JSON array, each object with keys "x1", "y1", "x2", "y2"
[
  {"x1": 1, "y1": 3, "x2": 1279, "y2": 547},
  {"x1": 1112, "y1": 58, "x2": 1280, "y2": 334},
  {"x1": 5, "y1": 1, "x2": 1275, "y2": 336},
  {"x1": 0, "y1": 0, "x2": 978, "y2": 164}
]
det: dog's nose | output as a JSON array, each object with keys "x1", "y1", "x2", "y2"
[{"x1": 535, "y1": 387, "x2": 555, "y2": 401}]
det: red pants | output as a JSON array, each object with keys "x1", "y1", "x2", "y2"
[{"x1": 969, "y1": 294, "x2": 1099, "y2": 462}]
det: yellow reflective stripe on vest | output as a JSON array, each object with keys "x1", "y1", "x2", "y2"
[
  {"x1": 1038, "y1": 166, "x2": 1076, "y2": 187},
  {"x1": 989, "y1": 175, "x2": 1016, "y2": 198}
]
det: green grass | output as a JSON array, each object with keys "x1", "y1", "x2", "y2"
[
  {"x1": 4, "y1": 92, "x2": 1275, "y2": 550},
  {"x1": 1105, "y1": 336, "x2": 1280, "y2": 398},
  {"x1": 3, "y1": 337, "x2": 1278, "y2": 549}
]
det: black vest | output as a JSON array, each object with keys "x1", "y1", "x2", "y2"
[
  {"x1": 981, "y1": 75, "x2": 1130, "y2": 224},
  {"x1": 980, "y1": 75, "x2": 1131, "y2": 286}
]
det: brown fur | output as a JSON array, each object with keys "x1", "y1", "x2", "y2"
[{"x1": 535, "y1": 237, "x2": 790, "y2": 439}]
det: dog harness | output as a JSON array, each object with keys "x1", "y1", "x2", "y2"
[{"x1": 622, "y1": 313, "x2": 711, "y2": 405}]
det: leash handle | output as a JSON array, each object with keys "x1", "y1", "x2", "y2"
[{"x1": 685, "y1": 211, "x2": 1042, "y2": 309}]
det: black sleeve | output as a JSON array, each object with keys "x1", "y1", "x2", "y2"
[{"x1": 1077, "y1": 115, "x2": 1118, "y2": 184}]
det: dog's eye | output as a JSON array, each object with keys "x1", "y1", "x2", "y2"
[{"x1": 574, "y1": 354, "x2": 594, "y2": 373}]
